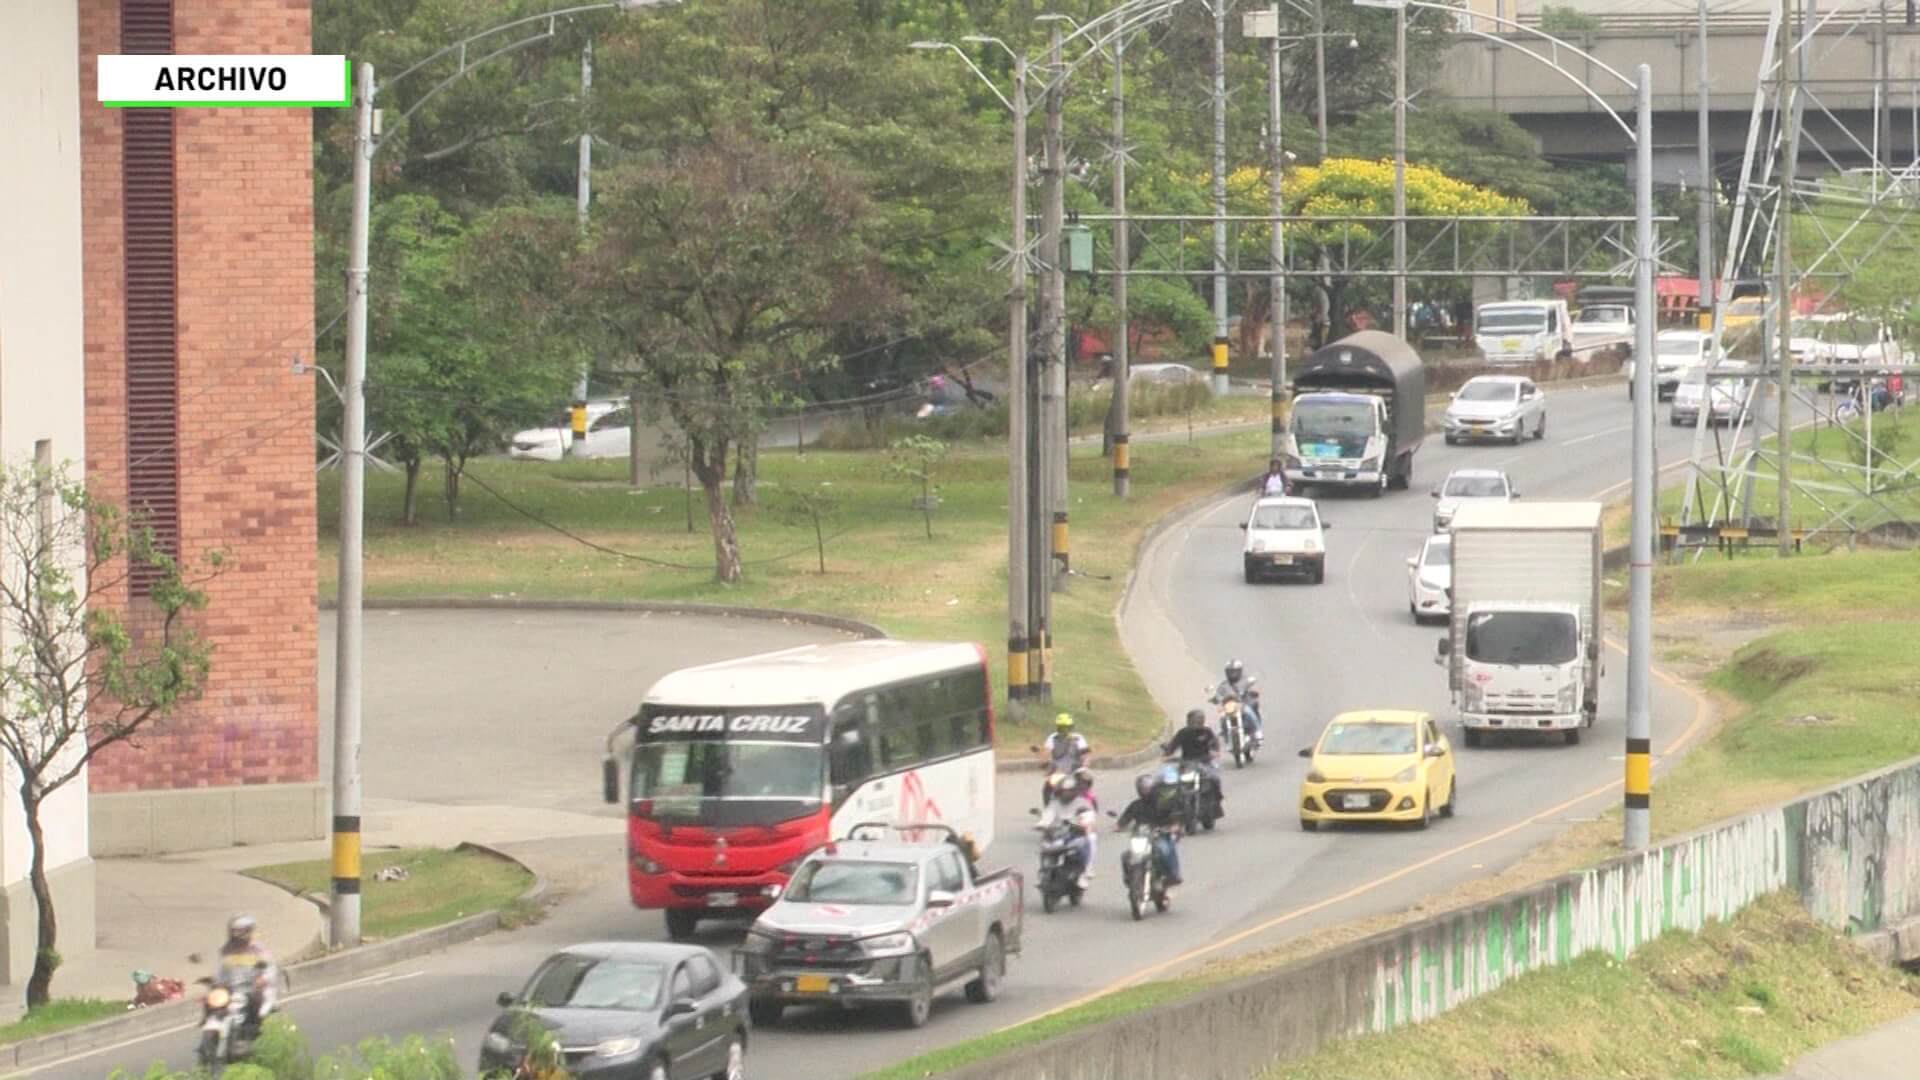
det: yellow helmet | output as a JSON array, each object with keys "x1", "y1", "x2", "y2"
[{"x1": 1055, "y1": 713, "x2": 1074, "y2": 729}]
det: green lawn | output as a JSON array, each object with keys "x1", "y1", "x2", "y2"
[
  {"x1": 1660, "y1": 404, "x2": 1920, "y2": 534},
  {"x1": 1265, "y1": 893, "x2": 1919, "y2": 1080},
  {"x1": 0, "y1": 999, "x2": 125, "y2": 1046},
  {"x1": 246, "y1": 847, "x2": 532, "y2": 941},
  {"x1": 320, "y1": 429, "x2": 1270, "y2": 754}
]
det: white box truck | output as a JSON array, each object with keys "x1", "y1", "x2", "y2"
[{"x1": 1433, "y1": 501, "x2": 1603, "y2": 747}]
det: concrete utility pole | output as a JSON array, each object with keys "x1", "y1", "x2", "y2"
[
  {"x1": 1697, "y1": 0, "x2": 1714, "y2": 324},
  {"x1": 571, "y1": 38, "x2": 593, "y2": 457},
  {"x1": 1775, "y1": 0, "x2": 1796, "y2": 555},
  {"x1": 332, "y1": 60, "x2": 374, "y2": 949},
  {"x1": 1267, "y1": 3, "x2": 1288, "y2": 455},
  {"x1": 1625, "y1": 63, "x2": 1656, "y2": 852},
  {"x1": 1044, "y1": 23, "x2": 1070, "y2": 593},
  {"x1": 1392, "y1": 1, "x2": 1408, "y2": 339},
  {"x1": 1111, "y1": 37, "x2": 1132, "y2": 498},
  {"x1": 1212, "y1": 0, "x2": 1232, "y2": 395},
  {"x1": 1008, "y1": 56, "x2": 1033, "y2": 704},
  {"x1": 1314, "y1": 0, "x2": 1332, "y2": 343}
]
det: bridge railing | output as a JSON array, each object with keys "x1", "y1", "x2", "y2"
[{"x1": 1500, "y1": 7, "x2": 1893, "y2": 33}]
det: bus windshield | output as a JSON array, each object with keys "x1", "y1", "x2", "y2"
[{"x1": 630, "y1": 705, "x2": 827, "y2": 825}]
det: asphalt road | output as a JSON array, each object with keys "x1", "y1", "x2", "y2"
[{"x1": 34, "y1": 381, "x2": 1796, "y2": 1080}]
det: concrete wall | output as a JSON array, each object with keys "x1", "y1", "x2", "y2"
[
  {"x1": 0, "y1": 0, "x2": 98, "y2": 991},
  {"x1": 945, "y1": 754, "x2": 1920, "y2": 1080}
]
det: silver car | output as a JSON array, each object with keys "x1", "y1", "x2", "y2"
[
  {"x1": 1431, "y1": 468, "x2": 1516, "y2": 533},
  {"x1": 1443, "y1": 375, "x2": 1546, "y2": 445}
]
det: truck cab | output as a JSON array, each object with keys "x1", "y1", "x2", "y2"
[
  {"x1": 1281, "y1": 331, "x2": 1425, "y2": 497},
  {"x1": 1475, "y1": 300, "x2": 1573, "y2": 366}
]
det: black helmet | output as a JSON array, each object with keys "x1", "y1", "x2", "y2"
[
  {"x1": 1225, "y1": 659, "x2": 1244, "y2": 681},
  {"x1": 1185, "y1": 708, "x2": 1206, "y2": 727},
  {"x1": 1134, "y1": 773, "x2": 1155, "y2": 798}
]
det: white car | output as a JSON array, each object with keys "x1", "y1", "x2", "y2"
[
  {"x1": 1628, "y1": 331, "x2": 1718, "y2": 401},
  {"x1": 1442, "y1": 375, "x2": 1547, "y2": 445},
  {"x1": 1670, "y1": 364, "x2": 1753, "y2": 427},
  {"x1": 1430, "y1": 468, "x2": 1516, "y2": 533},
  {"x1": 507, "y1": 399, "x2": 626, "y2": 462},
  {"x1": 1240, "y1": 495, "x2": 1329, "y2": 584},
  {"x1": 1405, "y1": 533, "x2": 1452, "y2": 624}
]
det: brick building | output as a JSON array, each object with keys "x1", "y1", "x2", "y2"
[{"x1": 77, "y1": 0, "x2": 325, "y2": 855}]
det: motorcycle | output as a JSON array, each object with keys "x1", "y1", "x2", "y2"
[
  {"x1": 1029, "y1": 810, "x2": 1090, "y2": 913},
  {"x1": 1218, "y1": 698, "x2": 1254, "y2": 768},
  {"x1": 1116, "y1": 822, "x2": 1175, "y2": 920},
  {"x1": 194, "y1": 963, "x2": 268, "y2": 1073},
  {"x1": 1163, "y1": 760, "x2": 1219, "y2": 833}
]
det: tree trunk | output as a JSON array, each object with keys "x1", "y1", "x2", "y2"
[
  {"x1": 22, "y1": 791, "x2": 57, "y2": 1008},
  {"x1": 731, "y1": 440, "x2": 758, "y2": 508},
  {"x1": 401, "y1": 458, "x2": 421, "y2": 526},
  {"x1": 812, "y1": 513, "x2": 826, "y2": 574},
  {"x1": 691, "y1": 439, "x2": 743, "y2": 583},
  {"x1": 442, "y1": 457, "x2": 463, "y2": 521},
  {"x1": 628, "y1": 390, "x2": 644, "y2": 491},
  {"x1": 1240, "y1": 283, "x2": 1267, "y2": 364}
]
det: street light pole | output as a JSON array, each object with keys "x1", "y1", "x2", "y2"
[
  {"x1": 332, "y1": 60, "x2": 374, "y2": 950},
  {"x1": 1626, "y1": 63, "x2": 1655, "y2": 852},
  {"x1": 1775, "y1": 0, "x2": 1797, "y2": 556},
  {"x1": 570, "y1": 37, "x2": 594, "y2": 455},
  {"x1": 1009, "y1": 56, "x2": 1034, "y2": 705},
  {"x1": 1044, "y1": 23, "x2": 1070, "y2": 598},
  {"x1": 1314, "y1": 0, "x2": 1332, "y2": 344},
  {"x1": 1212, "y1": 0, "x2": 1232, "y2": 395},
  {"x1": 1111, "y1": 37, "x2": 1132, "y2": 498},
  {"x1": 1392, "y1": 1, "x2": 1408, "y2": 339},
  {"x1": 1268, "y1": 3, "x2": 1288, "y2": 452},
  {"x1": 1696, "y1": 0, "x2": 1714, "y2": 325}
]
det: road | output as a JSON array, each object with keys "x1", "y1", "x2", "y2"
[{"x1": 34, "y1": 382, "x2": 1790, "y2": 1080}]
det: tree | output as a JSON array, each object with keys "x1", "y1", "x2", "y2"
[
  {"x1": 0, "y1": 461, "x2": 216, "y2": 1007},
  {"x1": 578, "y1": 132, "x2": 893, "y2": 582},
  {"x1": 889, "y1": 435, "x2": 950, "y2": 540},
  {"x1": 775, "y1": 485, "x2": 841, "y2": 574}
]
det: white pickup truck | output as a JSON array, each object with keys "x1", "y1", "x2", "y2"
[{"x1": 1435, "y1": 501, "x2": 1604, "y2": 747}]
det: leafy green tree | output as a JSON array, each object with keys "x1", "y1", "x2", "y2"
[
  {"x1": 578, "y1": 132, "x2": 893, "y2": 582},
  {"x1": 890, "y1": 434, "x2": 951, "y2": 539}
]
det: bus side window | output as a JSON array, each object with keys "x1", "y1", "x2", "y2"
[{"x1": 830, "y1": 704, "x2": 871, "y2": 800}]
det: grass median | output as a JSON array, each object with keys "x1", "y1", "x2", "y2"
[
  {"x1": 0, "y1": 999, "x2": 125, "y2": 1047},
  {"x1": 247, "y1": 846, "x2": 533, "y2": 941},
  {"x1": 320, "y1": 426, "x2": 1269, "y2": 755}
]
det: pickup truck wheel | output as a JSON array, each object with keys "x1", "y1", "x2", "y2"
[
  {"x1": 1564, "y1": 728, "x2": 1582, "y2": 746},
  {"x1": 665, "y1": 909, "x2": 700, "y2": 941},
  {"x1": 899, "y1": 965, "x2": 934, "y2": 1028},
  {"x1": 965, "y1": 931, "x2": 1005, "y2": 1004},
  {"x1": 748, "y1": 999, "x2": 783, "y2": 1027}
]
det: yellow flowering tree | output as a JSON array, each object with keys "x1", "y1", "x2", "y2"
[{"x1": 1215, "y1": 158, "x2": 1531, "y2": 356}]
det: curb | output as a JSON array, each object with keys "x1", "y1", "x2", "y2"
[
  {"x1": 0, "y1": 845, "x2": 549, "y2": 1072},
  {"x1": 319, "y1": 596, "x2": 886, "y2": 641}
]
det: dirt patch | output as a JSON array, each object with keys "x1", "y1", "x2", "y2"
[{"x1": 1732, "y1": 646, "x2": 1820, "y2": 692}]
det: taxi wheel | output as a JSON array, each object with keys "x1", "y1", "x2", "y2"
[
  {"x1": 1299, "y1": 818, "x2": 1318, "y2": 832},
  {"x1": 1440, "y1": 778, "x2": 1457, "y2": 818},
  {"x1": 1415, "y1": 792, "x2": 1434, "y2": 830}
]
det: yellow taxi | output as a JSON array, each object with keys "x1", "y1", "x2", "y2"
[{"x1": 1297, "y1": 710, "x2": 1456, "y2": 831}]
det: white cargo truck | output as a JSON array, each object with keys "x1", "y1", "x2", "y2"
[{"x1": 1433, "y1": 501, "x2": 1603, "y2": 747}]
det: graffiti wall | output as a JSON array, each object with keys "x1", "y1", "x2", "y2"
[{"x1": 1361, "y1": 757, "x2": 1920, "y2": 1035}]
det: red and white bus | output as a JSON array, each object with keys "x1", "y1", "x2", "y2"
[{"x1": 602, "y1": 640, "x2": 997, "y2": 939}]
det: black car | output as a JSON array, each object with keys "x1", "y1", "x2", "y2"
[{"x1": 480, "y1": 942, "x2": 749, "y2": 1080}]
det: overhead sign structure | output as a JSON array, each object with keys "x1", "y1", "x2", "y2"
[
  {"x1": 98, "y1": 55, "x2": 350, "y2": 108},
  {"x1": 1351, "y1": 0, "x2": 1407, "y2": 8},
  {"x1": 1242, "y1": 9, "x2": 1279, "y2": 37}
]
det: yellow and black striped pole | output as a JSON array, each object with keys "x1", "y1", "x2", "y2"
[
  {"x1": 1034, "y1": 625, "x2": 1053, "y2": 703},
  {"x1": 1007, "y1": 635, "x2": 1029, "y2": 702},
  {"x1": 569, "y1": 399, "x2": 588, "y2": 455},
  {"x1": 1211, "y1": 337, "x2": 1231, "y2": 395},
  {"x1": 1112, "y1": 433, "x2": 1130, "y2": 496},
  {"x1": 1624, "y1": 735, "x2": 1651, "y2": 818},
  {"x1": 1052, "y1": 511, "x2": 1069, "y2": 575},
  {"x1": 331, "y1": 814, "x2": 360, "y2": 945}
]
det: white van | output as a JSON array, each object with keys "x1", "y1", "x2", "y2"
[{"x1": 1474, "y1": 300, "x2": 1573, "y2": 366}]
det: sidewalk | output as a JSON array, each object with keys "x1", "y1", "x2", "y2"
[
  {"x1": 28, "y1": 800, "x2": 620, "y2": 1013},
  {"x1": 1759, "y1": 1010, "x2": 1920, "y2": 1079}
]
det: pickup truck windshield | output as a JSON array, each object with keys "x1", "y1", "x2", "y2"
[
  {"x1": 1466, "y1": 611, "x2": 1578, "y2": 665},
  {"x1": 1318, "y1": 722, "x2": 1417, "y2": 755},
  {"x1": 1576, "y1": 306, "x2": 1628, "y2": 324},
  {"x1": 786, "y1": 861, "x2": 920, "y2": 905},
  {"x1": 1290, "y1": 400, "x2": 1376, "y2": 441},
  {"x1": 1477, "y1": 310, "x2": 1546, "y2": 333},
  {"x1": 1656, "y1": 337, "x2": 1704, "y2": 358}
]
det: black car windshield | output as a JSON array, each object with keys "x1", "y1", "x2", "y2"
[
  {"x1": 1478, "y1": 310, "x2": 1545, "y2": 332},
  {"x1": 1443, "y1": 476, "x2": 1508, "y2": 498},
  {"x1": 1466, "y1": 611, "x2": 1579, "y2": 665},
  {"x1": 522, "y1": 955, "x2": 665, "y2": 1011},
  {"x1": 1290, "y1": 401, "x2": 1375, "y2": 440},
  {"x1": 786, "y1": 861, "x2": 919, "y2": 905},
  {"x1": 1318, "y1": 722, "x2": 1417, "y2": 755},
  {"x1": 1456, "y1": 382, "x2": 1519, "y2": 403},
  {"x1": 1251, "y1": 505, "x2": 1316, "y2": 530}
]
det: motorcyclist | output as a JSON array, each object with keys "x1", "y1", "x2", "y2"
[
  {"x1": 1161, "y1": 708, "x2": 1225, "y2": 816},
  {"x1": 215, "y1": 914, "x2": 276, "y2": 1036},
  {"x1": 1036, "y1": 713, "x2": 1090, "y2": 803},
  {"x1": 1114, "y1": 773, "x2": 1184, "y2": 888},
  {"x1": 1212, "y1": 660, "x2": 1265, "y2": 746},
  {"x1": 1036, "y1": 772, "x2": 1098, "y2": 886}
]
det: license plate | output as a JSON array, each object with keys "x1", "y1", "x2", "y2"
[
  {"x1": 795, "y1": 974, "x2": 831, "y2": 994},
  {"x1": 1342, "y1": 794, "x2": 1372, "y2": 810},
  {"x1": 708, "y1": 892, "x2": 738, "y2": 908},
  {"x1": 1271, "y1": 554, "x2": 1293, "y2": 565}
]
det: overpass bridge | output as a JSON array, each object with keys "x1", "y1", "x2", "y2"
[{"x1": 1431, "y1": 12, "x2": 1920, "y2": 181}]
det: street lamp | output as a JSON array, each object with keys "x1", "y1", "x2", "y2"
[{"x1": 331, "y1": 0, "x2": 680, "y2": 951}]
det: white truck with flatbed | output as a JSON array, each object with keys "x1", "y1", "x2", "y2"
[{"x1": 1434, "y1": 501, "x2": 1604, "y2": 747}]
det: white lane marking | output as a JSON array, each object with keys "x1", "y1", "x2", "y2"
[
  {"x1": 10, "y1": 969, "x2": 429, "y2": 1076},
  {"x1": 1560, "y1": 423, "x2": 1632, "y2": 448},
  {"x1": 1342, "y1": 526, "x2": 1388, "y2": 641}
]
